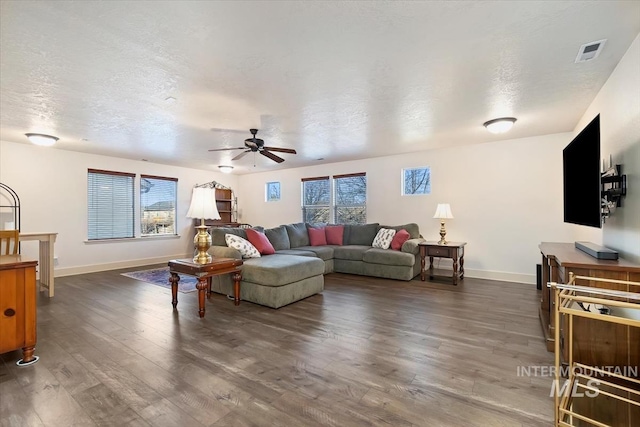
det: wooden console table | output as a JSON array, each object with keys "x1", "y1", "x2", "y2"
[
  {"x1": 168, "y1": 258, "x2": 242, "y2": 318},
  {"x1": 0, "y1": 255, "x2": 39, "y2": 366},
  {"x1": 19, "y1": 232, "x2": 57, "y2": 297},
  {"x1": 419, "y1": 241, "x2": 466, "y2": 285},
  {"x1": 539, "y1": 242, "x2": 640, "y2": 352}
]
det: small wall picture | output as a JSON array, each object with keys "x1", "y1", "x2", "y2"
[{"x1": 266, "y1": 181, "x2": 281, "y2": 202}]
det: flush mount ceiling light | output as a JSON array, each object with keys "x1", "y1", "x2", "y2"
[
  {"x1": 483, "y1": 117, "x2": 517, "y2": 134},
  {"x1": 25, "y1": 133, "x2": 59, "y2": 147},
  {"x1": 218, "y1": 165, "x2": 234, "y2": 174}
]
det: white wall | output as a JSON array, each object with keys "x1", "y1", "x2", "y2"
[
  {"x1": 574, "y1": 33, "x2": 640, "y2": 262},
  {"x1": 0, "y1": 140, "x2": 238, "y2": 275},
  {"x1": 237, "y1": 33, "x2": 640, "y2": 281},
  {"x1": 3, "y1": 34, "x2": 635, "y2": 281},
  {"x1": 237, "y1": 133, "x2": 599, "y2": 283}
]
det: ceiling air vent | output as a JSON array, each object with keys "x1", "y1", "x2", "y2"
[{"x1": 575, "y1": 39, "x2": 607, "y2": 63}]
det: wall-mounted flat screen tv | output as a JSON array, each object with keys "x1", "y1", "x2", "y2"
[{"x1": 563, "y1": 114, "x2": 601, "y2": 228}]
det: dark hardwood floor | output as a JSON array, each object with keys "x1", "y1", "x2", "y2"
[{"x1": 1, "y1": 267, "x2": 554, "y2": 426}]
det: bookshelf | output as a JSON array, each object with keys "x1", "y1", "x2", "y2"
[{"x1": 204, "y1": 187, "x2": 239, "y2": 227}]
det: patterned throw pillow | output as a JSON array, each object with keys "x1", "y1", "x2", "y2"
[
  {"x1": 372, "y1": 228, "x2": 397, "y2": 249},
  {"x1": 225, "y1": 234, "x2": 261, "y2": 258}
]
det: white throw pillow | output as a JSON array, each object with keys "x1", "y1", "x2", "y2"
[
  {"x1": 372, "y1": 228, "x2": 397, "y2": 249},
  {"x1": 225, "y1": 234, "x2": 261, "y2": 258}
]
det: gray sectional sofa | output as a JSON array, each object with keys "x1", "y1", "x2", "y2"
[{"x1": 208, "y1": 222, "x2": 425, "y2": 308}]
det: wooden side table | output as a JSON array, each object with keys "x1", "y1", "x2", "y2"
[
  {"x1": 418, "y1": 241, "x2": 466, "y2": 285},
  {"x1": 168, "y1": 258, "x2": 243, "y2": 318}
]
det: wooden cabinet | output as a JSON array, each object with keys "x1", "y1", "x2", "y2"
[
  {"x1": 539, "y1": 243, "x2": 640, "y2": 361},
  {"x1": 0, "y1": 255, "x2": 38, "y2": 365},
  {"x1": 203, "y1": 188, "x2": 239, "y2": 228}
]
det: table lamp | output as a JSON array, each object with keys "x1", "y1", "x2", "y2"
[
  {"x1": 186, "y1": 186, "x2": 221, "y2": 264},
  {"x1": 433, "y1": 203, "x2": 453, "y2": 245}
]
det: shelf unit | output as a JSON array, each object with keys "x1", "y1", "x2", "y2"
[
  {"x1": 551, "y1": 274, "x2": 640, "y2": 426},
  {"x1": 203, "y1": 187, "x2": 239, "y2": 228}
]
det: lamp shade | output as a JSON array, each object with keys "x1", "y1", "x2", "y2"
[
  {"x1": 186, "y1": 187, "x2": 221, "y2": 220},
  {"x1": 433, "y1": 203, "x2": 454, "y2": 219}
]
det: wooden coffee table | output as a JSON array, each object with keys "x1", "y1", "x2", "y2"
[{"x1": 168, "y1": 258, "x2": 243, "y2": 318}]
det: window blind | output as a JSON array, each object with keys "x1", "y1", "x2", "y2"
[{"x1": 87, "y1": 169, "x2": 135, "y2": 240}]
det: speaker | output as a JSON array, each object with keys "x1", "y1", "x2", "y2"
[{"x1": 536, "y1": 264, "x2": 542, "y2": 290}]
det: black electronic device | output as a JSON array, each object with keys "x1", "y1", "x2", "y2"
[
  {"x1": 575, "y1": 241, "x2": 619, "y2": 260},
  {"x1": 563, "y1": 115, "x2": 602, "y2": 228}
]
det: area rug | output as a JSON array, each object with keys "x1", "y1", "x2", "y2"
[{"x1": 121, "y1": 267, "x2": 198, "y2": 293}]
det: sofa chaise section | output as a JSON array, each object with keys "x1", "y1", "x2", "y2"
[{"x1": 209, "y1": 248, "x2": 325, "y2": 309}]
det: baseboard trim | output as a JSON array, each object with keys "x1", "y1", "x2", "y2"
[
  {"x1": 464, "y1": 268, "x2": 536, "y2": 285},
  {"x1": 54, "y1": 254, "x2": 191, "y2": 277},
  {"x1": 54, "y1": 257, "x2": 536, "y2": 285}
]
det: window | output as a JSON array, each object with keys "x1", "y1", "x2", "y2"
[
  {"x1": 88, "y1": 169, "x2": 135, "y2": 240},
  {"x1": 140, "y1": 175, "x2": 177, "y2": 236},
  {"x1": 302, "y1": 176, "x2": 330, "y2": 223},
  {"x1": 334, "y1": 173, "x2": 366, "y2": 224},
  {"x1": 402, "y1": 167, "x2": 431, "y2": 195},
  {"x1": 266, "y1": 182, "x2": 281, "y2": 202},
  {"x1": 301, "y1": 173, "x2": 366, "y2": 224}
]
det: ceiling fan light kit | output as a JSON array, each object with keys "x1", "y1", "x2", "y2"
[
  {"x1": 483, "y1": 117, "x2": 517, "y2": 134},
  {"x1": 208, "y1": 128, "x2": 297, "y2": 164}
]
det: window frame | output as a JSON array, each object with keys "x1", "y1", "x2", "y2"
[
  {"x1": 265, "y1": 181, "x2": 281, "y2": 202},
  {"x1": 402, "y1": 166, "x2": 431, "y2": 196},
  {"x1": 140, "y1": 174, "x2": 178, "y2": 237},
  {"x1": 301, "y1": 176, "x2": 331, "y2": 224},
  {"x1": 333, "y1": 172, "x2": 367, "y2": 225},
  {"x1": 301, "y1": 173, "x2": 367, "y2": 224}
]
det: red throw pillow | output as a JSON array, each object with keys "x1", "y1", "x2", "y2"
[
  {"x1": 325, "y1": 225, "x2": 344, "y2": 245},
  {"x1": 308, "y1": 227, "x2": 327, "y2": 246},
  {"x1": 245, "y1": 229, "x2": 275, "y2": 255},
  {"x1": 391, "y1": 229, "x2": 410, "y2": 251}
]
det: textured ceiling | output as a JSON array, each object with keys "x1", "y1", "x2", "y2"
[{"x1": 1, "y1": 1, "x2": 639, "y2": 174}]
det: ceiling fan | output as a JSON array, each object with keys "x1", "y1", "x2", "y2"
[{"x1": 208, "y1": 129, "x2": 297, "y2": 163}]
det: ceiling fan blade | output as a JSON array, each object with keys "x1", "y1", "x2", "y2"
[
  {"x1": 263, "y1": 146, "x2": 297, "y2": 154},
  {"x1": 208, "y1": 147, "x2": 246, "y2": 152},
  {"x1": 260, "y1": 150, "x2": 285, "y2": 163},
  {"x1": 232, "y1": 150, "x2": 251, "y2": 161}
]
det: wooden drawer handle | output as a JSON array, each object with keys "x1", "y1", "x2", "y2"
[{"x1": 4, "y1": 308, "x2": 16, "y2": 317}]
